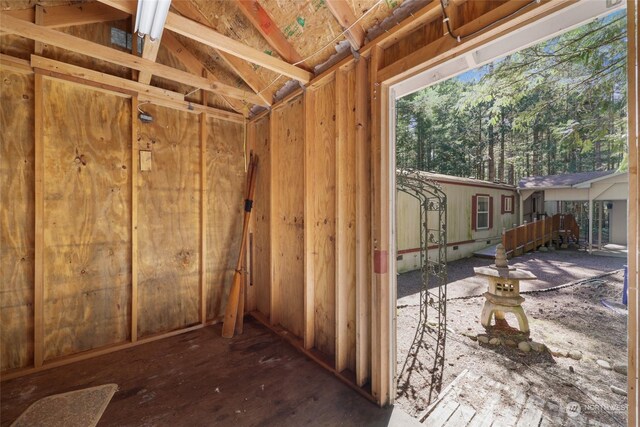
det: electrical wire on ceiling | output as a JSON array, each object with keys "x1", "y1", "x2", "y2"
[
  {"x1": 184, "y1": 81, "x2": 250, "y2": 113},
  {"x1": 137, "y1": 100, "x2": 150, "y2": 115},
  {"x1": 257, "y1": 0, "x2": 387, "y2": 97},
  {"x1": 293, "y1": 0, "x2": 386, "y2": 67},
  {"x1": 185, "y1": 87, "x2": 200, "y2": 98},
  {"x1": 439, "y1": 0, "x2": 540, "y2": 43}
]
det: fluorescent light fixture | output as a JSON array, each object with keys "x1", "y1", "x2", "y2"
[{"x1": 135, "y1": 0, "x2": 172, "y2": 42}]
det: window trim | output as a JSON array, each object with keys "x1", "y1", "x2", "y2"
[
  {"x1": 501, "y1": 194, "x2": 514, "y2": 214},
  {"x1": 476, "y1": 195, "x2": 490, "y2": 230}
]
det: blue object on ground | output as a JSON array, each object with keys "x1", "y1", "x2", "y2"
[{"x1": 623, "y1": 264, "x2": 628, "y2": 305}]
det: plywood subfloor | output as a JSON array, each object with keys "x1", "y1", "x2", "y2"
[{"x1": 1, "y1": 318, "x2": 417, "y2": 426}]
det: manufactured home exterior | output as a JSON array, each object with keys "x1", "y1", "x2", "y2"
[{"x1": 397, "y1": 172, "x2": 518, "y2": 273}]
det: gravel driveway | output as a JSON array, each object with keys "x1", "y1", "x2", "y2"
[{"x1": 397, "y1": 248, "x2": 627, "y2": 301}]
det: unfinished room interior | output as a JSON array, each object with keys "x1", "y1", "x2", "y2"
[{"x1": 0, "y1": 0, "x2": 638, "y2": 425}]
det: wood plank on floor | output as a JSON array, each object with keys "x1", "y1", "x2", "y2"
[
  {"x1": 517, "y1": 394, "x2": 545, "y2": 427},
  {"x1": 426, "y1": 399, "x2": 460, "y2": 427},
  {"x1": 443, "y1": 403, "x2": 476, "y2": 426},
  {"x1": 466, "y1": 387, "x2": 505, "y2": 427}
]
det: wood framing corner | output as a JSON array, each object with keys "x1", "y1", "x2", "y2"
[{"x1": 325, "y1": 0, "x2": 365, "y2": 51}]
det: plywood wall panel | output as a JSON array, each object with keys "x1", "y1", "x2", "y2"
[
  {"x1": 308, "y1": 81, "x2": 337, "y2": 357},
  {"x1": 205, "y1": 117, "x2": 245, "y2": 320},
  {"x1": 0, "y1": 70, "x2": 34, "y2": 371},
  {"x1": 250, "y1": 115, "x2": 271, "y2": 317},
  {"x1": 42, "y1": 78, "x2": 131, "y2": 360},
  {"x1": 271, "y1": 96, "x2": 304, "y2": 337},
  {"x1": 136, "y1": 104, "x2": 201, "y2": 337}
]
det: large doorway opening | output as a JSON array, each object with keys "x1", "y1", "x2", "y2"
[{"x1": 388, "y1": 1, "x2": 632, "y2": 424}]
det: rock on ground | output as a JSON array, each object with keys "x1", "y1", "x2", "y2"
[
  {"x1": 613, "y1": 364, "x2": 627, "y2": 375},
  {"x1": 518, "y1": 341, "x2": 531, "y2": 352},
  {"x1": 610, "y1": 385, "x2": 627, "y2": 396},
  {"x1": 568, "y1": 350, "x2": 583, "y2": 360}
]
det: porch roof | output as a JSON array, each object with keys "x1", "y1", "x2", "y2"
[{"x1": 518, "y1": 170, "x2": 616, "y2": 190}]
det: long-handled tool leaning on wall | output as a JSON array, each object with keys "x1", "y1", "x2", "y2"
[{"x1": 222, "y1": 154, "x2": 258, "y2": 338}]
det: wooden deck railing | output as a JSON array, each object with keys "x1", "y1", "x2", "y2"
[{"x1": 502, "y1": 214, "x2": 580, "y2": 258}]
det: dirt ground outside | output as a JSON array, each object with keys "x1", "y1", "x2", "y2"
[{"x1": 396, "y1": 249, "x2": 628, "y2": 426}]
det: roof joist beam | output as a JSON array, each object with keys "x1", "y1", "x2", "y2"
[
  {"x1": 165, "y1": 12, "x2": 311, "y2": 82},
  {"x1": 30, "y1": 55, "x2": 244, "y2": 123},
  {"x1": 325, "y1": 0, "x2": 365, "y2": 51},
  {"x1": 3, "y1": 2, "x2": 130, "y2": 28},
  {"x1": 138, "y1": 34, "x2": 162, "y2": 85},
  {"x1": 169, "y1": 1, "x2": 276, "y2": 107},
  {"x1": 235, "y1": 0, "x2": 307, "y2": 66},
  {"x1": 96, "y1": 0, "x2": 313, "y2": 83},
  {"x1": 0, "y1": 14, "x2": 268, "y2": 106},
  {"x1": 162, "y1": 32, "x2": 247, "y2": 113}
]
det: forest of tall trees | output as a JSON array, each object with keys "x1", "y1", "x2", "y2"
[{"x1": 396, "y1": 11, "x2": 628, "y2": 183}]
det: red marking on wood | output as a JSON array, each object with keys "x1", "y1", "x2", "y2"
[
  {"x1": 257, "y1": 4, "x2": 273, "y2": 35},
  {"x1": 374, "y1": 250, "x2": 388, "y2": 274}
]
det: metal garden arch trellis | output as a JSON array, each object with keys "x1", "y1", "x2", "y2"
[{"x1": 396, "y1": 169, "x2": 448, "y2": 405}]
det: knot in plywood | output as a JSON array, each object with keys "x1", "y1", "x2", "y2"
[{"x1": 176, "y1": 250, "x2": 193, "y2": 268}]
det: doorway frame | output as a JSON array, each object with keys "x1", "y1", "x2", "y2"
[{"x1": 372, "y1": 1, "x2": 637, "y2": 424}]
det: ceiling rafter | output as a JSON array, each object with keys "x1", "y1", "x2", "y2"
[
  {"x1": 162, "y1": 32, "x2": 247, "y2": 113},
  {"x1": 96, "y1": 0, "x2": 275, "y2": 105},
  {"x1": 4, "y1": 1, "x2": 162, "y2": 87},
  {"x1": 3, "y1": 2, "x2": 130, "y2": 28},
  {"x1": 96, "y1": 0, "x2": 312, "y2": 83},
  {"x1": 0, "y1": 14, "x2": 268, "y2": 106},
  {"x1": 165, "y1": 11, "x2": 312, "y2": 82},
  {"x1": 169, "y1": 1, "x2": 277, "y2": 106},
  {"x1": 235, "y1": 0, "x2": 307, "y2": 67},
  {"x1": 324, "y1": 0, "x2": 365, "y2": 51},
  {"x1": 26, "y1": 55, "x2": 245, "y2": 122},
  {"x1": 137, "y1": 35, "x2": 162, "y2": 85}
]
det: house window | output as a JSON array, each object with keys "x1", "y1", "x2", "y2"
[
  {"x1": 502, "y1": 195, "x2": 514, "y2": 214},
  {"x1": 477, "y1": 196, "x2": 490, "y2": 229},
  {"x1": 472, "y1": 194, "x2": 493, "y2": 231}
]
